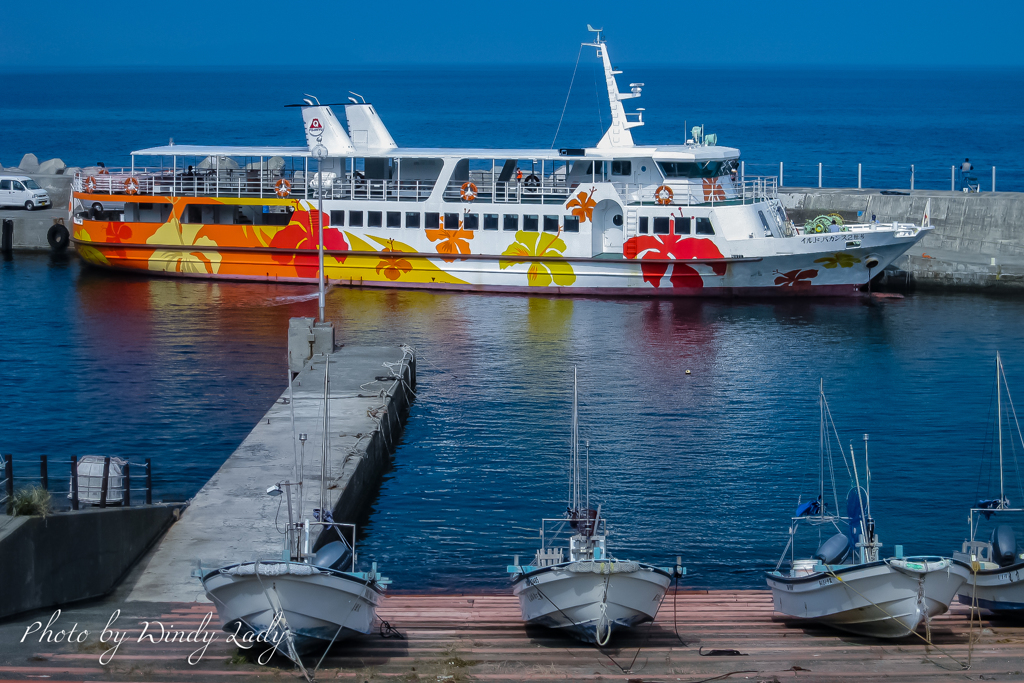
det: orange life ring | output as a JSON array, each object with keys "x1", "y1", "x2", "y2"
[
  {"x1": 83, "y1": 176, "x2": 98, "y2": 193},
  {"x1": 123, "y1": 177, "x2": 140, "y2": 195},
  {"x1": 275, "y1": 179, "x2": 291, "y2": 198},
  {"x1": 460, "y1": 181, "x2": 478, "y2": 202},
  {"x1": 654, "y1": 185, "x2": 674, "y2": 205}
]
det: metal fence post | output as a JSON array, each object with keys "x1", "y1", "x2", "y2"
[
  {"x1": 99, "y1": 456, "x2": 110, "y2": 508},
  {"x1": 124, "y1": 462, "x2": 131, "y2": 507},
  {"x1": 740, "y1": 160, "x2": 744, "y2": 184},
  {"x1": 40, "y1": 454, "x2": 48, "y2": 491},
  {"x1": 911, "y1": 165, "x2": 915, "y2": 191},
  {"x1": 858, "y1": 163, "x2": 862, "y2": 189},
  {"x1": 145, "y1": 458, "x2": 153, "y2": 505},
  {"x1": 4, "y1": 455, "x2": 12, "y2": 515},
  {"x1": 992, "y1": 166, "x2": 996, "y2": 192},
  {"x1": 951, "y1": 166, "x2": 955, "y2": 191},
  {"x1": 779, "y1": 162, "x2": 783, "y2": 187},
  {"x1": 818, "y1": 163, "x2": 822, "y2": 188},
  {"x1": 71, "y1": 456, "x2": 79, "y2": 510}
]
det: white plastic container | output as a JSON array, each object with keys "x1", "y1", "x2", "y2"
[
  {"x1": 70, "y1": 456, "x2": 126, "y2": 504},
  {"x1": 791, "y1": 559, "x2": 818, "y2": 577}
]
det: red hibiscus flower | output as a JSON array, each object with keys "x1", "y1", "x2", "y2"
[
  {"x1": 774, "y1": 268, "x2": 818, "y2": 288},
  {"x1": 269, "y1": 209, "x2": 348, "y2": 278},
  {"x1": 623, "y1": 234, "x2": 727, "y2": 288}
]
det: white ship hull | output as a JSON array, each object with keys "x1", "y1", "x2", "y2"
[
  {"x1": 203, "y1": 562, "x2": 383, "y2": 654},
  {"x1": 957, "y1": 562, "x2": 1024, "y2": 613},
  {"x1": 767, "y1": 558, "x2": 969, "y2": 638},
  {"x1": 512, "y1": 562, "x2": 671, "y2": 644}
]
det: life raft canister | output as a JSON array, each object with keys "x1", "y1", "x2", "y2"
[
  {"x1": 83, "y1": 176, "x2": 98, "y2": 193},
  {"x1": 460, "y1": 181, "x2": 478, "y2": 202},
  {"x1": 655, "y1": 185, "x2": 674, "y2": 205},
  {"x1": 275, "y1": 179, "x2": 292, "y2": 198},
  {"x1": 123, "y1": 177, "x2": 140, "y2": 195}
]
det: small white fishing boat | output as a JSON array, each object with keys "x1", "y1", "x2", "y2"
[
  {"x1": 508, "y1": 367, "x2": 679, "y2": 645},
  {"x1": 954, "y1": 353, "x2": 1024, "y2": 614},
  {"x1": 199, "y1": 355, "x2": 389, "y2": 664},
  {"x1": 766, "y1": 383, "x2": 968, "y2": 638}
]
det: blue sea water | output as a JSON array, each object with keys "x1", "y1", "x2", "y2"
[
  {"x1": 1, "y1": 65, "x2": 1023, "y2": 190},
  {"x1": 2, "y1": 254, "x2": 1024, "y2": 590},
  {"x1": 2, "y1": 65, "x2": 1024, "y2": 590}
]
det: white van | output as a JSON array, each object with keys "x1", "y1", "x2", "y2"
[{"x1": 0, "y1": 174, "x2": 51, "y2": 210}]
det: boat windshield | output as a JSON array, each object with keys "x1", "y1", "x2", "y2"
[{"x1": 659, "y1": 160, "x2": 737, "y2": 179}]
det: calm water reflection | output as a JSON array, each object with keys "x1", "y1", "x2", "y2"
[{"x1": 2, "y1": 253, "x2": 1022, "y2": 589}]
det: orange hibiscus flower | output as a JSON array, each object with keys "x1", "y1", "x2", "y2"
[
  {"x1": 375, "y1": 239, "x2": 413, "y2": 280},
  {"x1": 425, "y1": 219, "x2": 474, "y2": 263},
  {"x1": 565, "y1": 187, "x2": 597, "y2": 223}
]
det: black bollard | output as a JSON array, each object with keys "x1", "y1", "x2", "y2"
[
  {"x1": 71, "y1": 456, "x2": 79, "y2": 511},
  {"x1": 1, "y1": 219, "x2": 12, "y2": 254}
]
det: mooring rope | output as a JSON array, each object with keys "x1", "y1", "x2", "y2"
[{"x1": 822, "y1": 564, "x2": 969, "y2": 670}]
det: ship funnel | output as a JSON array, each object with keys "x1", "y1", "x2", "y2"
[
  {"x1": 344, "y1": 103, "x2": 397, "y2": 152},
  {"x1": 300, "y1": 103, "x2": 355, "y2": 155}
]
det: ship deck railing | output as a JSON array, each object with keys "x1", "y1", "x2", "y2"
[{"x1": 73, "y1": 169, "x2": 779, "y2": 208}]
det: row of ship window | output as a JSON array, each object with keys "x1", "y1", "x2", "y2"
[
  {"x1": 637, "y1": 216, "x2": 716, "y2": 236},
  {"x1": 329, "y1": 210, "x2": 581, "y2": 232},
  {"x1": 327, "y1": 210, "x2": 717, "y2": 236}
]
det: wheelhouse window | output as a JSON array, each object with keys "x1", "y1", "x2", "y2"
[
  {"x1": 563, "y1": 216, "x2": 579, "y2": 232},
  {"x1": 523, "y1": 215, "x2": 539, "y2": 231},
  {"x1": 406, "y1": 212, "x2": 420, "y2": 228},
  {"x1": 483, "y1": 214, "x2": 499, "y2": 230},
  {"x1": 696, "y1": 217, "x2": 715, "y2": 235},
  {"x1": 503, "y1": 214, "x2": 519, "y2": 231},
  {"x1": 543, "y1": 215, "x2": 559, "y2": 232},
  {"x1": 386, "y1": 211, "x2": 401, "y2": 228},
  {"x1": 611, "y1": 160, "x2": 632, "y2": 176},
  {"x1": 658, "y1": 161, "x2": 735, "y2": 178}
]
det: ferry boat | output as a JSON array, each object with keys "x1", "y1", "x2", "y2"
[{"x1": 69, "y1": 27, "x2": 929, "y2": 297}]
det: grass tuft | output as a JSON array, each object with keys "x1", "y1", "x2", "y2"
[{"x1": 11, "y1": 486, "x2": 52, "y2": 516}]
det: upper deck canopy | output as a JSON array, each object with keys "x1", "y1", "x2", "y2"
[{"x1": 131, "y1": 144, "x2": 740, "y2": 162}]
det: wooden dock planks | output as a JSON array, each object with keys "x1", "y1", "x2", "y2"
[{"x1": 1, "y1": 591, "x2": 1022, "y2": 682}]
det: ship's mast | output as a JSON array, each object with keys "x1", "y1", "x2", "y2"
[{"x1": 584, "y1": 25, "x2": 643, "y2": 149}]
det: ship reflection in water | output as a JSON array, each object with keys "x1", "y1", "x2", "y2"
[{"x1": 2, "y1": 253, "x2": 1023, "y2": 589}]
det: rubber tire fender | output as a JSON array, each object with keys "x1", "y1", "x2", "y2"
[{"x1": 47, "y1": 224, "x2": 70, "y2": 251}]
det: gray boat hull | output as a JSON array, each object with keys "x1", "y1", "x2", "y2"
[
  {"x1": 766, "y1": 558, "x2": 969, "y2": 638},
  {"x1": 203, "y1": 562, "x2": 383, "y2": 654}
]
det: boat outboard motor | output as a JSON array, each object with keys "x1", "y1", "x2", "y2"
[
  {"x1": 991, "y1": 524, "x2": 1018, "y2": 567},
  {"x1": 814, "y1": 533, "x2": 851, "y2": 565},
  {"x1": 312, "y1": 540, "x2": 353, "y2": 571}
]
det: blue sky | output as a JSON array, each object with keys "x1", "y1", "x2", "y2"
[{"x1": 2, "y1": 0, "x2": 1022, "y2": 68}]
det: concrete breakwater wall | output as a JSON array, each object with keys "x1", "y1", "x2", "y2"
[
  {"x1": 0, "y1": 504, "x2": 183, "y2": 619},
  {"x1": 781, "y1": 188, "x2": 1024, "y2": 290},
  {"x1": 125, "y1": 330, "x2": 416, "y2": 603}
]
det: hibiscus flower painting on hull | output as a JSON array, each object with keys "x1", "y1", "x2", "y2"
[
  {"x1": 622, "y1": 234, "x2": 727, "y2": 289},
  {"x1": 269, "y1": 208, "x2": 348, "y2": 278}
]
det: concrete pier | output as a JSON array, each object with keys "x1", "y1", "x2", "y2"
[
  {"x1": 0, "y1": 174, "x2": 72, "y2": 250},
  {"x1": 123, "y1": 342, "x2": 415, "y2": 603}
]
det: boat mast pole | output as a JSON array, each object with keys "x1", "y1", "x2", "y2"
[
  {"x1": 573, "y1": 366, "x2": 579, "y2": 514},
  {"x1": 320, "y1": 355, "x2": 330, "y2": 520},
  {"x1": 819, "y1": 379, "x2": 824, "y2": 517},
  {"x1": 999, "y1": 352, "x2": 1004, "y2": 508},
  {"x1": 313, "y1": 147, "x2": 327, "y2": 323}
]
